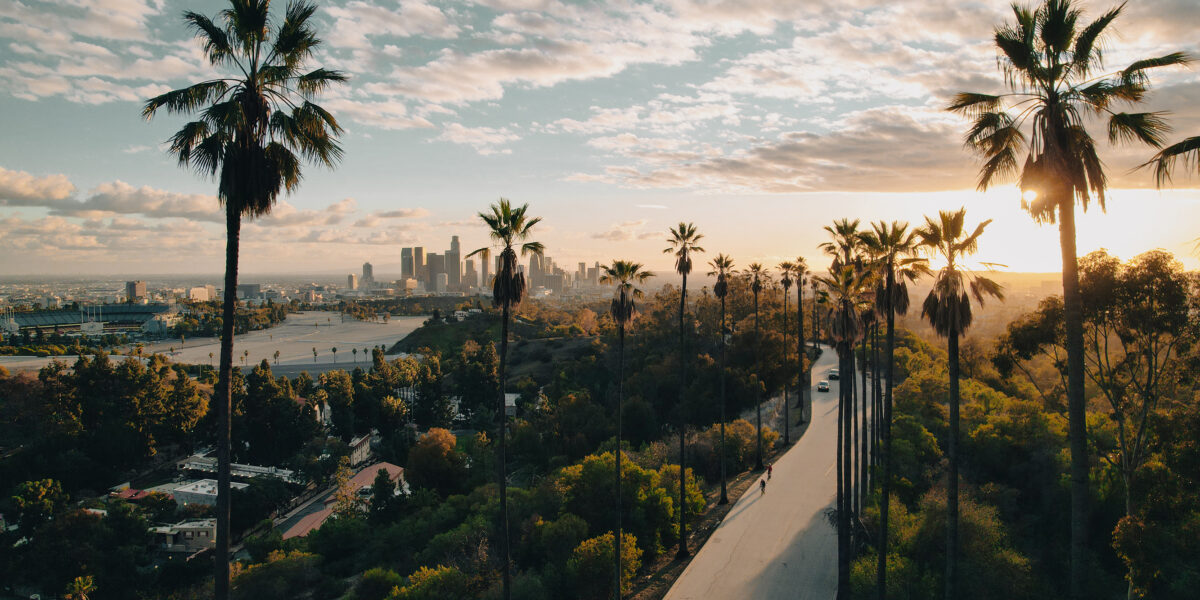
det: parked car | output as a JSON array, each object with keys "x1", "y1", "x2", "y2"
[
  {"x1": 828, "y1": 368, "x2": 840, "y2": 380},
  {"x1": 817, "y1": 380, "x2": 830, "y2": 392}
]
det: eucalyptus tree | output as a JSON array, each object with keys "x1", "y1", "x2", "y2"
[
  {"x1": 791, "y1": 259, "x2": 810, "y2": 421},
  {"x1": 600, "y1": 260, "x2": 652, "y2": 599},
  {"x1": 815, "y1": 264, "x2": 873, "y2": 598},
  {"x1": 141, "y1": 1, "x2": 346, "y2": 596},
  {"x1": 747, "y1": 263, "x2": 770, "y2": 471},
  {"x1": 466, "y1": 199, "x2": 543, "y2": 600},
  {"x1": 949, "y1": 3, "x2": 1190, "y2": 591},
  {"x1": 707, "y1": 254, "x2": 736, "y2": 505},
  {"x1": 664, "y1": 222, "x2": 704, "y2": 559},
  {"x1": 860, "y1": 220, "x2": 926, "y2": 600},
  {"x1": 917, "y1": 209, "x2": 1004, "y2": 600},
  {"x1": 778, "y1": 261, "x2": 796, "y2": 443}
]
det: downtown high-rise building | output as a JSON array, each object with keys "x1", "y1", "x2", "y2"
[
  {"x1": 362, "y1": 262, "x2": 374, "y2": 287},
  {"x1": 446, "y1": 235, "x2": 461, "y2": 291},
  {"x1": 529, "y1": 253, "x2": 543, "y2": 288},
  {"x1": 414, "y1": 247, "x2": 425, "y2": 280},
  {"x1": 347, "y1": 273, "x2": 358, "y2": 291},
  {"x1": 401, "y1": 248, "x2": 414, "y2": 281},
  {"x1": 464, "y1": 258, "x2": 478, "y2": 290},
  {"x1": 482, "y1": 252, "x2": 491, "y2": 289},
  {"x1": 426, "y1": 252, "x2": 445, "y2": 290}
]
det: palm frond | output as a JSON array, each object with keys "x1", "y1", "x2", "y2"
[
  {"x1": 183, "y1": 11, "x2": 233, "y2": 66},
  {"x1": 1070, "y1": 3, "x2": 1122, "y2": 77},
  {"x1": 1138, "y1": 135, "x2": 1200, "y2": 187},
  {"x1": 297, "y1": 68, "x2": 348, "y2": 97},
  {"x1": 1108, "y1": 112, "x2": 1170, "y2": 148},
  {"x1": 142, "y1": 81, "x2": 231, "y2": 118},
  {"x1": 947, "y1": 93, "x2": 1002, "y2": 118}
]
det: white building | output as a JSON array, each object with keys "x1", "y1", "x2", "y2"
[
  {"x1": 151, "y1": 519, "x2": 216, "y2": 553},
  {"x1": 173, "y1": 479, "x2": 249, "y2": 507}
]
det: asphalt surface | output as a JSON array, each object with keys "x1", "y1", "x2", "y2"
[{"x1": 664, "y1": 345, "x2": 846, "y2": 600}]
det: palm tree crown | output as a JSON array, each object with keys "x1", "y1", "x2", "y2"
[
  {"x1": 601, "y1": 261, "x2": 653, "y2": 329},
  {"x1": 948, "y1": 0, "x2": 1191, "y2": 217},
  {"x1": 143, "y1": 0, "x2": 346, "y2": 215},
  {"x1": 469, "y1": 198, "x2": 544, "y2": 309},
  {"x1": 708, "y1": 254, "x2": 736, "y2": 301},
  {"x1": 917, "y1": 209, "x2": 1005, "y2": 336},
  {"x1": 664, "y1": 222, "x2": 705, "y2": 276}
]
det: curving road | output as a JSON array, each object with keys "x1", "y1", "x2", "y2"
[{"x1": 665, "y1": 344, "x2": 844, "y2": 600}]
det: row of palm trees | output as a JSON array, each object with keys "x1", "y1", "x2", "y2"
[{"x1": 145, "y1": 1, "x2": 1198, "y2": 598}]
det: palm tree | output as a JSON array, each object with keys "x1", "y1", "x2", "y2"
[
  {"x1": 600, "y1": 260, "x2": 652, "y2": 599},
  {"x1": 273, "y1": 349, "x2": 280, "y2": 365},
  {"x1": 746, "y1": 263, "x2": 769, "y2": 471},
  {"x1": 948, "y1": 4, "x2": 1189, "y2": 592},
  {"x1": 860, "y1": 221, "x2": 926, "y2": 599},
  {"x1": 815, "y1": 264, "x2": 872, "y2": 599},
  {"x1": 778, "y1": 261, "x2": 795, "y2": 443},
  {"x1": 466, "y1": 198, "x2": 543, "y2": 600},
  {"x1": 66, "y1": 575, "x2": 95, "y2": 600},
  {"x1": 352, "y1": 347, "x2": 357, "y2": 363},
  {"x1": 209, "y1": 351, "x2": 214, "y2": 367},
  {"x1": 313, "y1": 347, "x2": 317, "y2": 363},
  {"x1": 142, "y1": 3, "x2": 345, "y2": 596},
  {"x1": 664, "y1": 222, "x2": 704, "y2": 559},
  {"x1": 708, "y1": 254, "x2": 736, "y2": 505},
  {"x1": 810, "y1": 279, "x2": 821, "y2": 350},
  {"x1": 331, "y1": 347, "x2": 337, "y2": 363},
  {"x1": 820, "y1": 219, "x2": 864, "y2": 516},
  {"x1": 791, "y1": 258, "x2": 810, "y2": 421},
  {"x1": 916, "y1": 209, "x2": 1004, "y2": 600}
]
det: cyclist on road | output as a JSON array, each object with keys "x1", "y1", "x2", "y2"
[{"x1": 759, "y1": 479, "x2": 767, "y2": 495}]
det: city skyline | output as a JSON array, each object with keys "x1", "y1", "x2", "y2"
[{"x1": 0, "y1": 0, "x2": 1197, "y2": 277}]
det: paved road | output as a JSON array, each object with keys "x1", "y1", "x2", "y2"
[{"x1": 665, "y1": 345, "x2": 844, "y2": 600}]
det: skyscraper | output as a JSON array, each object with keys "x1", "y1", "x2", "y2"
[
  {"x1": 125, "y1": 280, "x2": 146, "y2": 302},
  {"x1": 464, "y1": 259, "x2": 478, "y2": 290},
  {"x1": 414, "y1": 247, "x2": 425, "y2": 280},
  {"x1": 347, "y1": 274, "x2": 358, "y2": 291},
  {"x1": 401, "y1": 248, "x2": 414, "y2": 281},
  {"x1": 362, "y1": 262, "x2": 374, "y2": 288},
  {"x1": 427, "y1": 252, "x2": 445, "y2": 290},
  {"x1": 446, "y1": 235, "x2": 461, "y2": 291},
  {"x1": 529, "y1": 253, "x2": 543, "y2": 288},
  {"x1": 482, "y1": 253, "x2": 491, "y2": 289}
]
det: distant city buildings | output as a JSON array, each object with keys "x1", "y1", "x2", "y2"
[
  {"x1": 125, "y1": 280, "x2": 146, "y2": 302},
  {"x1": 362, "y1": 262, "x2": 375, "y2": 288},
  {"x1": 347, "y1": 273, "x2": 358, "y2": 291}
]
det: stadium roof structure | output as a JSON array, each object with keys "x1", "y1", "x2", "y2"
[{"x1": 13, "y1": 304, "x2": 171, "y2": 329}]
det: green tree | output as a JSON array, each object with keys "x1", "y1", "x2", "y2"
[
  {"x1": 916, "y1": 208, "x2": 1004, "y2": 600},
  {"x1": 406, "y1": 428, "x2": 466, "y2": 496},
  {"x1": 11, "y1": 478, "x2": 68, "y2": 538},
  {"x1": 860, "y1": 220, "x2": 926, "y2": 600},
  {"x1": 356, "y1": 567, "x2": 403, "y2": 600},
  {"x1": 391, "y1": 565, "x2": 470, "y2": 600},
  {"x1": 707, "y1": 253, "x2": 736, "y2": 505},
  {"x1": 568, "y1": 532, "x2": 643, "y2": 600},
  {"x1": 948, "y1": 3, "x2": 1190, "y2": 593},
  {"x1": 663, "y1": 222, "x2": 704, "y2": 559},
  {"x1": 142, "y1": 1, "x2": 346, "y2": 594},
  {"x1": 600, "y1": 259, "x2": 651, "y2": 596},
  {"x1": 465, "y1": 198, "x2": 543, "y2": 600}
]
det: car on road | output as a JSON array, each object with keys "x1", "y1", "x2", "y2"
[
  {"x1": 817, "y1": 380, "x2": 830, "y2": 392},
  {"x1": 828, "y1": 368, "x2": 839, "y2": 380}
]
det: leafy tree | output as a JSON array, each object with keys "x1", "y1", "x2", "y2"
[
  {"x1": 356, "y1": 567, "x2": 404, "y2": 600},
  {"x1": 11, "y1": 478, "x2": 68, "y2": 538},
  {"x1": 232, "y1": 550, "x2": 324, "y2": 600},
  {"x1": 948, "y1": 3, "x2": 1190, "y2": 593},
  {"x1": 568, "y1": 532, "x2": 642, "y2": 600},
  {"x1": 406, "y1": 428, "x2": 467, "y2": 496},
  {"x1": 465, "y1": 198, "x2": 543, "y2": 599},
  {"x1": 391, "y1": 565, "x2": 470, "y2": 600}
]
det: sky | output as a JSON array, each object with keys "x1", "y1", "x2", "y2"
[{"x1": 0, "y1": 0, "x2": 1198, "y2": 278}]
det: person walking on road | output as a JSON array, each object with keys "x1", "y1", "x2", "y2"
[
  {"x1": 759, "y1": 479, "x2": 767, "y2": 495},
  {"x1": 767, "y1": 463, "x2": 773, "y2": 480}
]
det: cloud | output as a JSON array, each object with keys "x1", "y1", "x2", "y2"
[
  {"x1": 591, "y1": 219, "x2": 650, "y2": 241},
  {"x1": 0, "y1": 166, "x2": 77, "y2": 205},
  {"x1": 323, "y1": 0, "x2": 460, "y2": 49},
  {"x1": 435, "y1": 123, "x2": 520, "y2": 155},
  {"x1": 377, "y1": 208, "x2": 431, "y2": 218}
]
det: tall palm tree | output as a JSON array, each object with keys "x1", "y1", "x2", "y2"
[
  {"x1": 600, "y1": 260, "x2": 652, "y2": 599},
  {"x1": 811, "y1": 279, "x2": 822, "y2": 350},
  {"x1": 815, "y1": 264, "x2": 872, "y2": 599},
  {"x1": 708, "y1": 254, "x2": 736, "y2": 505},
  {"x1": 917, "y1": 209, "x2": 1004, "y2": 600},
  {"x1": 860, "y1": 221, "x2": 926, "y2": 600},
  {"x1": 778, "y1": 261, "x2": 795, "y2": 443},
  {"x1": 791, "y1": 258, "x2": 810, "y2": 421},
  {"x1": 664, "y1": 222, "x2": 704, "y2": 559},
  {"x1": 949, "y1": 4, "x2": 1190, "y2": 592},
  {"x1": 142, "y1": 3, "x2": 345, "y2": 596},
  {"x1": 466, "y1": 198, "x2": 543, "y2": 600},
  {"x1": 746, "y1": 263, "x2": 769, "y2": 470}
]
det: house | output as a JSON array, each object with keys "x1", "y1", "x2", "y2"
[
  {"x1": 282, "y1": 462, "x2": 404, "y2": 540},
  {"x1": 111, "y1": 488, "x2": 153, "y2": 502},
  {"x1": 152, "y1": 519, "x2": 216, "y2": 553},
  {"x1": 349, "y1": 432, "x2": 372, "y2": 466},
  {"x1": 505, "y1": 393, "x2": 520, "y2": 417}
]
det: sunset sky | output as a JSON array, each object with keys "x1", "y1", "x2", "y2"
[{"x1": 1, "y1": 0, "x2": 1197, "y2": 277}]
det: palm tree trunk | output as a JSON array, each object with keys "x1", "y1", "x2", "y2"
[
  {"x1": 677, "y1": 274, "x2": 690, "y2": 559},
  {"x1": 719, "y1": 298, "x2": 729, "y2": 505},
  {"x1": 783, "y1": 291, "x2": 790, "y2": 444},
  {"x1": 1059, "y1": 201, "x2": 1089, "y2": 600},
  {"x1": 851, "y1": 342, "x2": 859, "y2": 518},
  {"x1": 837, "y1": 343, "x2": 851, "y2": 599},
  {"x1": 797, "y1": 285, "x2": 806, "y2": 421},
  {"x1": 499, "y1": 303, "x2": 512, "y2": 600},
  {"x1": 861, "y1": 347, "x2": 869, "y2": 500},
  {"x1": 616, "y1": 327, "x2": 625, "y2": 599},
  {"x1": 945, "y1": 327, "x2": 960, "y2": 600},
  {"x1": 877, "y1": 270, "x2": 896, "y2": 600},
  {"x1": 873, "y1": 324, "x2": 882, "y2": 472},
  {"x1": 754, "y1": 290, "x2": 764, "y2": 471},
  {"x1": 214, "y1": 205, "x2": 240, "y2": 600}
]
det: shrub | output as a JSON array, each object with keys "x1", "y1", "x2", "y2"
[{"x1": 567, "y1": 532, "x2": 642, "y2": 600}]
